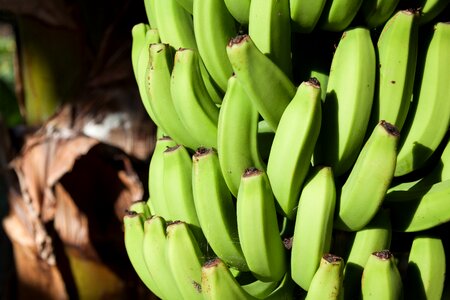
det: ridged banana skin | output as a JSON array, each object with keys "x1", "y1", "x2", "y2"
[
  {"x1": 217, "y1": 75, "x2": 265, "y2": 197},
  {"x1": 170, "y1": 48, "x2": 220, "y2": 149},
  {"x1": 174, "y1": 0, "x2": 193, "y2": 14},
  {"x1": 192, "y1": 147, "x2": 248, "y2": 271},
  {"x1": 236, "y1": 168, "x2": 287, "y2": 282},
  {"x1": 419, "y1": 0, "x2": 450, "y2": 24},
  {"x1": 361, "y1": 250, "x2": 403, "y2": 300},
  {"x1": 369, "y1": 9, "x2": 419, "y2": 133},
  {"x1": 289, "y1": 0, "x2": 327, "y2": 33},
  {"x1": 226, "y1": 34, "x2": 297, "y2": 131},
  {"x1": 360, "y1": 0, "x2": 401, "y2": 28},
  {"x1": 152, "y1": 0, "x2": 197, "y2": 50},
  {"x1": 146, "y1": 43, "x2": 198, "y2": 150},
  {"x1": 305, "y1": 254, "x2": 344, "y2": 300},
  {"x1": 291, "y1": 166, "x2": 336, "y2": 291},
  {"x1": 334, "y1": 121, "x2": 399, "y2": 231},
  {"x1": 406, "y1": 235, "x2": 446, "y2": 300},
  {"x1": 142, "y1": 216, "x2": 184, "y2": 300},
  {"x1": 394, "y1": 22, "x2": 450, "y2": 177},
  {"x1": 248, "y1": 0, "x2": 292, "y2": 78},
  {"x1": 123, "y1": 212, "x2": 164, "y2": 298},
  {"x1": 266, "y1": 79, "x2": 322, "y2": 219},
  {"x1": 314, "y1": 27, "x2": 376, "y2": 177},
  {"x1": 147, "y1": 136, "x2": 177, "y2": 219},
  {"x1": 143, "y1": 0, "x2": 157, "y2": 28},
  {"x1": 131, "y1": 23, "x2": 149, "y2": 81},
  {"x1": 223, "y1": 0, "x2": 251, "y2": 24},
  {"x1": 193, "y1": 0, "x2": 236, "y2": 92},
  {"x1": 318, "y1": 0, "x2": 364, "y2": 32},
  {"x1": 166, "y1": 221, "x2": 204, "y2": 300},
  {"x1": 342, "y1": 209, "x2": 392, "y2": 300},
  {"x1": 386, "y1": 179, "x2": 450, "y2": 232}
]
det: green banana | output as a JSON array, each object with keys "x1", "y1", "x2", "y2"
[
  {"x1": 360, "y1": 0, "x2": 401, "y2": 28},
  {"x1": 241, "y1": 279, "x2": 280, "y2": 299},
  {"x1": 128, "y1": 201, "x2": 151, "y2": 219},
  {"x1": 226, "y1": 34, "x2": 297, "y2": 131},
  {"x1": 166, "y1": 221, "x2": 205, "y2": 300},
  {"x1": 248, "y1": 0, "x2": 292, "y2": 78},
  {"x1": 142, "y1": 216, "x2": 184, "y2": 300},
  {"x1": 174, "y1": 0, "x2": 193, "y2": 14},
  {"x1": 419, "y1": 0, "x2": 450, "y2": 24},
  {"x1": 291, "y1": 166, "x2": 336, "y2": 291},
  {"x1": 305, "y1": 254, "x2": 344, "y2": 300},
  {"x1": 361, "y1": 250, "x2": 403, "y2": 299},
  {"x1": 202, "y1": 258, "x2": 257, "y2": 300},
  {"x1": 334, "y1": 121, "x2": 399, "y2": 231},
  {"x1": 193, "y1": 0, "x2": 236, "y2": 92},
  {"x1": 131, "y1": 23, "x2": 150, "y2": 82},
  {"x1": 318, "y1": 0, "x2": 364, "y2": 32},
  {"x1": 217, "y1": 75, "x2": 265, "y2": 197},
  {"x1": 143, "y1": 0, "x2": 157, "y2": 28},
  {"x1": 342, "y1": 209, "x2": 392, "y2": 300},
  {"x1": 394, "y1": 22, "x2": 450, "y2": 177},
  {"x1": 289, "y1": 0, "x2": 328, "y2": 33},
  {"x1": 369, "y1": 9, "x2": 419, "y2": 132},
  {"x1": 406, "y1": 235, "x2": 446, "y2": 300},
  {"x1": 123, "y1": 212, "x2": 163, "y2": 298},
  {"x1": 314, "y1": 27, "x2": 376, "y2": 177},
  {"x1": 192, "y1": 147, "x2": 248, "y2": 271},
  {"x1": 236, "y1": 167, "x2": 287, "y2": 282},
  {"x1": 223, "y1": 0, "x2": 251, "y2": 24},
  {"x1": 266, "y1": 78, "x2": 322, "y2": 219},
  {"x1": 170, "y1": 48, "x2": 220, "y2": 149}
]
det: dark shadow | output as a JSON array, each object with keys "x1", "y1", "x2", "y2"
[
  {"x1": 342, "y1": 262, "x2": 364, "y2": 300},
  {"x1": 405, "y1": 262, "x2": 427, "y2": 300}
]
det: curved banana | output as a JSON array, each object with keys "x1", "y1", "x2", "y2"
[
  {"x1": 266, "y1": 78, "x2": 322, "y2": 219},
  {"x1": 406, "y1": 235, "x2": 446, "y2": 300},
  {"x1": 217, "y1": 75, "x2": 265, "y2": 197},
  {"x1": 223, "y1": 0, "x2": 251, "y2": 24},
  {"x1": 128, "y1": 201, "x2": 151, "y2": 219},
  {"x1": 369, "y1": 9, "x2": 419, "y2": 133},
  {"x1": 241, "y1": 279, "x2": 280, "y2": 299},
  {"x1": 166, "y1": 221, "x2": 205, "y2": 300},
  {"x1": 193, "y1": 0, "x2": 236, "y2": 92},
  {"x1": 131, "y1": 23, "x2": 150, "y2": 81},
  {"x1": 334, "y1": 120, "x2": 399, "y2": 231},
  {"x1": 361, "y1": 250, "x2": 403, "y2": 299},
  {"x1": 123, "y1": 212, "x2": 163, "y2": 298},
  {"x1": 360, "y1": 0, "x2": 401, "y2": 28},
  {"x1": 226, "y1": 34, "x2": 296, "y2": 131},
  {"x1": 313, "y1": 27, "x2": 376, "y2": 177},
  {"x1": 174, "y1": 0, "x2": 193, "y2": 14},
  {"x1": 170, "y1": 48, "x2": 220, "y2": 149},
  {"x1": 143, "y1": 0, "x2": 157, "y2": 28},
  {"x1": 248, "y1": 0, "x2": 292, "y2": 78},
  {"x1": 142, "y1": 216, "x2": 184, "y2": 300},
  {"x1": 318, "y1": 0, "x2": 364, "y2": 32},
  {"x1": 291, "y1": 166, "x2": 336, "y2": 291},
  {"x1": 192, "y1": 147, "x2": 248, "y2": 271},
  {"x1": 342, "y1": 209, "x2": 392, "y2": 300},
  {"x1": 305, "y1": 254, "x2": 344, "y2": 300},
  {"x1": 419, "y1": 0, "x2": 450, "y2": 24},
  {"x1": 289, "y1": 0, "x2": 327, "y2": 33},
  {"x1": 236, "y1": 167, "x2": 287, "y2": 282},
  {"x1": 394, "y1": 22, "x2": 450, "y2": 177}
]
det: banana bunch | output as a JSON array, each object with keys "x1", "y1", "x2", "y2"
[{"x1": 126, "y1": 0, "x2": 450, "y2": 298}]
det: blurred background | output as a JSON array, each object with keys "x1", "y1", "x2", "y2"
[{"x1": 0, "y1": 0, "x2": 158, "y2": 298}]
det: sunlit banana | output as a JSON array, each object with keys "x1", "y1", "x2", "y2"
[
  {"x1": 143, "y1": 0, "x2": 157, "y2": 28},
  {"x1": 171, "y1": 48, "x2": 220, "y2": 149},
  {"x1": 192, "y1": 147, "x2": 248, "y2": 271},
  {"x1": 236, "y1": 167, "x2": 287, "y2": 282},
  {"x1": 361, "y1": 250, "x2": 403, "y2": 300},
  {"x1": 227, "y1": 34, "x2": 296, "y2": 131},
  {"x1": 394, "y1": 22, "x2": 450, "y2": 177},
  {"x1": 128, "y1": 200, "x2": 151, "y2": 219},
  {"x1": 360, "y1": 0, "x2": 401, "y2": 28},
  {"x1": 131, "y1": 23, "x2": 150, "y2": 81},
  {"x1": 289, "y1": 0, "x2": 327, "y2": 33},
  {"x1": 406, "y1": 235, "x2": 446, "y2": 300},
  {"x1": 241, "y1": 278, "x2": 280, "y2": 299},
  {"x1": 318, "y1": 0, "x2": 364, "y2": 32},
  {"x1": 174, "y1": 0, "x2": 193, "y2": 14},
  {"x1": 314, "y1": 27, "x2": 376, "y2": 177},
  {"x1": 193, "y1": 0, "x2": 236, "y2": 92},
  {"x1": 419, "y1": 0, "x2": 450, "y2": 24},
  {"x1": 223, "y1": 0, "x2": 251, "y2": 24},
  {"x1": 266, "y1": 78, "x2": 322, "y2": 219},
  {"x1": 305, "y1": 254, "x2": 344, "y2": 300},
  {"x1": 334, "y1": 121, "x2": 399, "y2": 231},
  {"x1": 291, "y1": 166, "x2": 336, "y2": 291},
  {"x1": 248, "y1": 0, "x2": 292, "y2": 78},
  {"x1": 217, "y1": 75, "x2": 265, "y2": 197}
]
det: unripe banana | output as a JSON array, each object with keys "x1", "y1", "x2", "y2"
[
  {"x1": 335, "y1": 121, "x2": 399, "y2": 231},
  {"x1": 241, "y1": 279, "x2": 280, "y2": 299},
  {"x1": 266, "y1": 78, "x2": 322, "y2": 219},
  {"x1": 236, "y1": 167, "x2": 287, "y2": 282},
  {"x1": 419, "y1": 0, "x2": 450, "y2": 24},
  {"x1": 314, "y1": 27, "x2": 376, "y2": 176},
  {"x1": 305, "y1": 254, "x2": 344, "y2": 300},
  {"x1": 318, "y1": 0, "x2": 364, "y2": 32},
  {"x1": 289, "y1": 0, "x2": 328, "y2": 33},
  {"x1": 143, "y1": 0, "x2": 157, "y2": 28},
  {"x1": 174, "y1": 0, "x2": 193, "y2": 14},
  {"x1": 361, "y1": 250, "x2": 403, "y2": 300},
  {"x1": 131, "y1": 23, "x2": 150, "y2": 81},
  {"x1": 223, "y1": 0, "x2": 251, "y2": 24},
  {"x1": 226, "y1": 34, "x2": 296, "y2": 131},
  {"x1": 360, "y1": 0, "x2": 401, "y2": 28},
  {"x1": 291, "y1": 166, "x2": 336, "y2": 291},
  {"x1": 128, "y1": 201, "x2": 151, "y2": 219}
]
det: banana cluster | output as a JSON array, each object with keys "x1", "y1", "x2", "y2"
[{"x1": 126, "y1": 0, "x2": 450, "y2": 299}]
